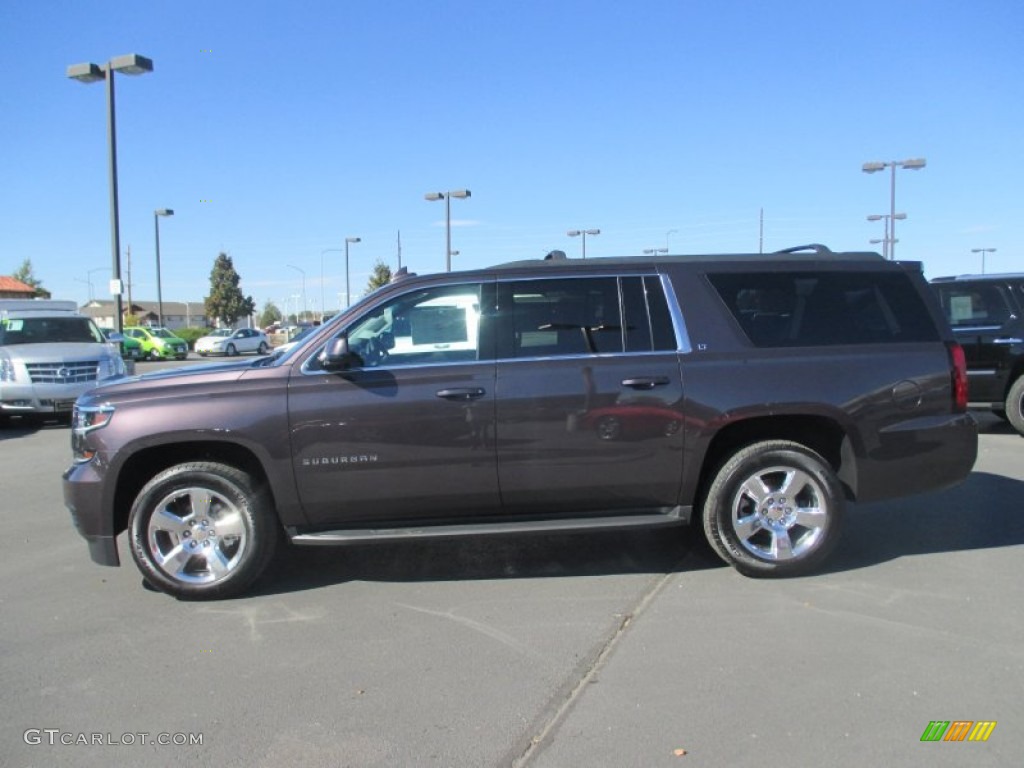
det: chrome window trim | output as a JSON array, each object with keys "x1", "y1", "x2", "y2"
[
  {"x1": 658, "y1": 273, "x2": 692, "y2": 353},
  {"x1": 299, "y1": 271, "x2": 689, "y2": 377}
]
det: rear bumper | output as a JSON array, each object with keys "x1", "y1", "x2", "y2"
[{"x1": 847, "y1": 413, "x2": 979, "y2": 503}]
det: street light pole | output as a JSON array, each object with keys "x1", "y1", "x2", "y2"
[
  {"x1": 862, "y1": 157, "x2": 926, "y2": 260},
  {"x1": 971, "y1": 248, "x2": 997, "y2": 274},
  {"x1": 344, "y1": 237, "x2": 361, "y2": 307},
  {"x1": 643, "y1": 247, "x2": 668, "y2": 257},
  {"x1": 68, "y1": 54, "x2": 154, "y2": 334},
  {"x1": 567, "y1": 228, "x2": 600, "y2": 259},
  {"x1": 287, "y1": 265, "x2": 306, "y2": 323},
  {"x1": 425, "y1": 190, "x2": 471, "y2": 271},
  {"x1": 866, "y1": 213, "x2": 905, "y2": 260},
  {"x1": 154, "y1": 208, "x2": 173, "y2": 326}
]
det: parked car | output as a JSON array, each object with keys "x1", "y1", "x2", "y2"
[
  {"x1": 100, "y1": 327, "x2": 142, "y2": 360},
  {"x1": 65, "y1": 246, "x2": 977, "y2": 599},
  {"x1": 271, "y1": 325, "x2": 316, "y2": 357},
  {"x1": 123, "y1": 326, "x2": 188, "y2": 361},
  {"x1": 1, "y1": 300, "x2": 124, "y2": 424},
  {"x1": 195, "y1": 328, "x2": 271, "y2": 357},
  {"x1": 930, "y1": 273, "x2": 1024, "y2": 435}
]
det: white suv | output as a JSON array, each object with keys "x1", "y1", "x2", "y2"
[{"x1": 0, "y1": 300, "x2": 124, "y2": 425}]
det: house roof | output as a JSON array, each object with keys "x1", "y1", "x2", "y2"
[{"x1": 0, "y1": 276, "x2": 36, "y2": 294}]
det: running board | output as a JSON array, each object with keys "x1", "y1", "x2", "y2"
[{"x1": 289, "y1": 506, "x2": 690, "y2": 545}]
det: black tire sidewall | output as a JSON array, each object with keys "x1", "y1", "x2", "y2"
[
  {"x1": 128, "y1": 462, "x2": 277, "y2": 599},
  {"x1": 1006, "y1": 377, "x2": 1024, "y2": 436},
  {"x1": 702, "y1": 440, "x2": 844, "y2": 577}
]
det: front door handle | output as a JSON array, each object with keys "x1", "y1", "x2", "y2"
[
  {"x1": 621, "y1": 376, "x2": 670, "y2": 390},
  {"x1": 436, "y1": 388, "x2": 487, "y2": 401}
]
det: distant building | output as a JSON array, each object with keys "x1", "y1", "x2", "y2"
[
  {"x1": 0, "y1": 276, "x2": 38, "y2": 299},
  {"x1": 80, "y1": 300, "x2": 210, "y2": 330}
]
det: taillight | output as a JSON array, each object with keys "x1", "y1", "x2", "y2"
[{"x1": 946, "y1": 342, "x2": 968, "y2": 412}]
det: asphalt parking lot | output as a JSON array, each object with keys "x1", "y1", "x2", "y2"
[{"x1": 1, "y1": 399, "x2": 1021, "y2": 768}]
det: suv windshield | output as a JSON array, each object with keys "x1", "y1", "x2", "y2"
[{"x1": 0, "y1": 316, "x2": 105, "y2": 345}]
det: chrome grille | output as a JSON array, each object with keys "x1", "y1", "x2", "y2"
[{"x1": 25, "y1": 361, "x2": 99, "y2": 384}]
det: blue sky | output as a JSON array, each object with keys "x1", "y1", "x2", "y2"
[{"x1": 2, "y1": 0, "x2": 1022, "y2": 314}]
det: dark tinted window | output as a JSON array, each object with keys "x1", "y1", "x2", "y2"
[
  {"x1": 499, "y1": 278, "x2": 623, "y2": 358},
  {"x1": 933, "y1": 283, "x2": 1012, "y2": 328},
  {"x1": 0, "y1": 316, "x2": 103, "y2": 345},
  {"x1": 645, "y1": 276, "x2": 678, "y2": 351},
  {"x1": 709, "y1": 271, "x2": 939, "y2": 347}
]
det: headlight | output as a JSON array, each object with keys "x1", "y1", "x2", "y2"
[
  {"x1": 97, "y1": 356, "x2": 124, "y2": 380},
  {"x1": 71, "y1": 403, "x2": 115, "y2": 463},
  {"x1": 0, "y1": 355, "x2": 15, "y2": 383}
]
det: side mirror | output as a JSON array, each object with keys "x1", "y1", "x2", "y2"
[{"x1": 319, "y1": 335, "x2": 364, "y2": 371}]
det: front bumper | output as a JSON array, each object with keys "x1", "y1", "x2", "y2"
[
  {"x1": 63, "y1": 460, "x2": 121, "y2": 567},
  {"x1": 1, "y1": 381, "x2": 96, "y2": 415}
]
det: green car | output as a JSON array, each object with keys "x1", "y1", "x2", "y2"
[
  {"x1": 123, "y1": 326, "x2": 189, "y2": 361},
  {"x1": 100, "y1": 328, "x2": 143, "y2": 360}
]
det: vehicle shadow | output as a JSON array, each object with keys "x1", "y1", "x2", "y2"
[
  {"x1": 826, "y1": 470, "x2": 1024, "y2": 574},
  {"x1": 251, "y1": 467, "x2": 1024, "y2": 597},
  {"x1": 251, "y1": 526, "x2": 723, "y2": 598}
]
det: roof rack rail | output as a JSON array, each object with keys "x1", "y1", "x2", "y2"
[{"x1": 773, "y1": 244, "x2": 833, "y2": 255}]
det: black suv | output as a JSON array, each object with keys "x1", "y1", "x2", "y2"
[
  {"x1": 930, "y1": 273, "x2": 1024, "y2": 435},
  {"x1": 64, "y1": 247, "x2": 978, "y2": 599}
]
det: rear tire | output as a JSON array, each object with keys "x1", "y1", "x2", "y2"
[
  {"x1": 702, "y1": 440, "x2": 843, "y2": 577},
  {"x1": 128, "y1": 462, "x2": 278, "y2": 599},
  {"x1": 1005, "y1": 376, "x2": 1024, "y2": 436}
]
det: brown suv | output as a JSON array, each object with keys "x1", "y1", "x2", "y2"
[{"x1": 64, "y1": 247, "x2": 978, "y2": 599}]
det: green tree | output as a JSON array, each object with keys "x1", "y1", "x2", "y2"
[
  {"x1": 13, "y1": 259, "x2": 51, "y2": 298},
  {"x1": 364, "y1": 259, "x2": 393, "y2": 295},
  {"x1": 259, "y1": 300, "x2": 283, "y2": 328},
  {"x1": 205, "y1": 253, "x2": 255, "y2": 326}
]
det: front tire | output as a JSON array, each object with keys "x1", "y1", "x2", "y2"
[
  {"x1": 1005, "y1": 376, "x2": 1024, "y2": 436},
  {"x1": 128, "y1": 462, "x2": 278, "y2": 599},
  {"x1": 226, "y1": 343, "x2": 238, "y2": 357},
  {"x1": 702, "y1": 440, "x2": 843, "y2": 577}
]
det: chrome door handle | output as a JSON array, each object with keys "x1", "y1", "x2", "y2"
[
  {"x1": 621, "y1": 376, "x2": 670, "y2": 390},
  {"x1": 436, "y1": 388, "x2": 486, "y2": 401}
]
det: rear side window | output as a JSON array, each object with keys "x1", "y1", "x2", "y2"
[
  {"x1": 933, "y1": 283, "x2": 1012, "y2": 328},
  {"x1": 708, "y1": 271, "x2": 939, "y2": 347},
  {"x1": 496, "y1": 275, "x2": 677, "y2": 359}
]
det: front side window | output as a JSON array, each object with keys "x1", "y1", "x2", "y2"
[
  {"x1": 313, "y1": 282, "x2": 487, "y2": 369},
  {"x1": 934, "y1": 283, "x2": 1012, "y2": 328}
]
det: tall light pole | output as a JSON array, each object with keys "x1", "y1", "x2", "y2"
[
  {"x1": 344, "y1": 237, "x2": 361, "y2": 307},
  {"x1": 67, "y1": 54, "x2": 154, "y2": 334},
  {"x1": 971, "y1": 247, "x2": 997, "y2": 274},
  {"x1": 287, "y1": 265, "x2": 306, "y2": 323},
  {"x1": 425, "y1": 189, "x2": 471, "y2": 271},
  {"x1": 665, "y1": 229, "x2": 678, "y2": 252},
  {"x1": 320, "y1": 248, "x2": 340, "y2": 320},
  {"x1": 866, "y1": 213, "x2": 905, "y2": 260},
  {"x1": 567, "y1": 228, "x2": 600, "y2": 259},
  {"x1": 153, "y1": 208, "x2": 173, "y2": 326},
  {"x1": 862, "y1": 157, "x2": 926, "y2": 260}
]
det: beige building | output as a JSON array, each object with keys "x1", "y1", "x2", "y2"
[{"x1": 80, "y1": 300, "x2": 209, "y2": 330}]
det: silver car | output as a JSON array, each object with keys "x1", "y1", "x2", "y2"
[{"x1": 1, "y1": 300, "x2": 124, "y2": 424}]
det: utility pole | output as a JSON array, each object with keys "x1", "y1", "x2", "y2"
[
  {"x1": 397, "y1": 230, "x2": 402, "y2": 270},
  {"x1": 125, "y1": 244, "x2": 132, "y2": 312}
]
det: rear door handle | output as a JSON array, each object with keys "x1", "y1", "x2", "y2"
[
  {"x1": 621, "y1": 376, "x2": 670, "y2": 390},
  {"x1": 436, "y1": 388, "x2": 487, "y2": 401}
]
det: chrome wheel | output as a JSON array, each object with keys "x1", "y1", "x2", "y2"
[
  {"x1": 703, "y1": 440, "x2": 843, "y2": 576},
  {"x1": 730, "y1": 465, "x2": 827, "y2": 562},
  {"x1": 145, "y1": 487, "x2": 248, "y2": 585},
  {"x1": 129, "y1": 462, "x2": 278, "y2": 599}
]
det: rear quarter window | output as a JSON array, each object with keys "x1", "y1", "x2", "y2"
[{"x1": 708, "y1": 271, "x2": 939, "y2": 347}]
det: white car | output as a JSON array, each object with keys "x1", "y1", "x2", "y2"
[{"x1": 194, "y1": 328, "x2": 270, "y2": 357}]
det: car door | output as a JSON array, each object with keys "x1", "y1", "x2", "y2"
[
  {"x1": 493, "y1": 275, "x2": 685, "y2": 515},
  {"x1": 935, "y1": 281, "x2": 1015, "y2": 402},
  {"x1": 286, "y1": 280, "x2": 500, "y2": 526}
]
